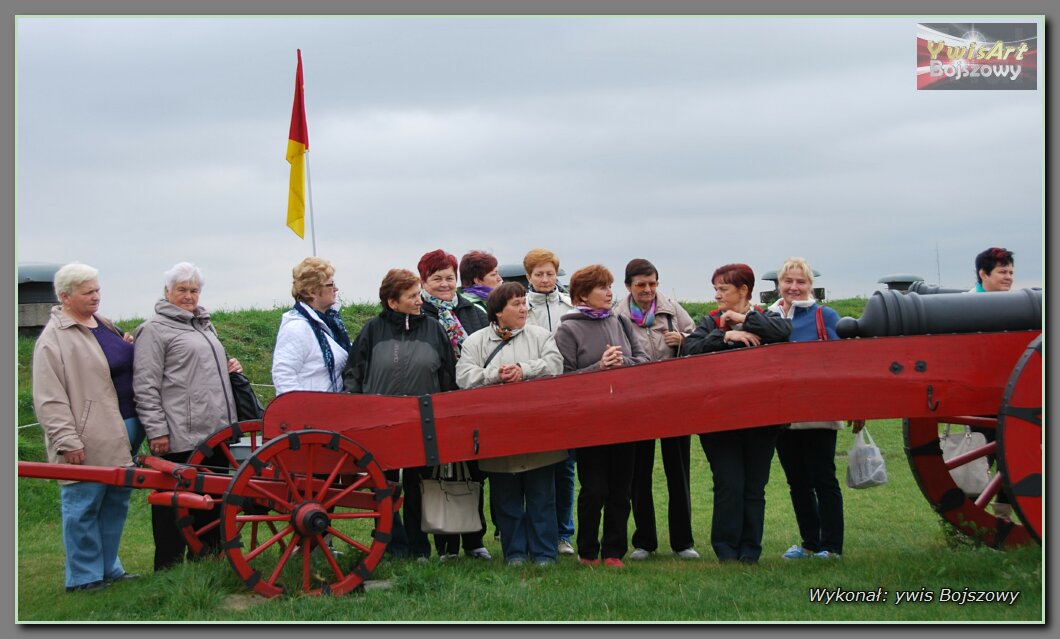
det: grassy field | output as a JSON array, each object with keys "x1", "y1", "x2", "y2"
[{"x1": 15, "y1": 298, "x2": 1044, "y2": 623}]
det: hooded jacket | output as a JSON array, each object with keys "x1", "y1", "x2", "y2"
[
  {"x1": 342, "y1": 307, "x2": 457, "y2": 396},
  {"x1": 272, "y1": 301, "x2": 350, "y2": 394},
  {"x1": 132, "y1": 299, "x2": 237, "y2": 453},
  {"x1": 32, "y1": 306, "x2": 134, "y2": 477},
  {"x1": 614, "y1": 290, "x2": 695, "y2": 362},
  {"x1": 553, "y1": 311, "x2": 650, "y2": 373},
  {"x1": 526, "y1": 287, "x2": 575, "y2": 334}
]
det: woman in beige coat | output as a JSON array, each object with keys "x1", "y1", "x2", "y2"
[
  {"x1": 456, "y1": 282, "x2": 565, "y2": 566},
  {"x1": 32, "y1": 263, "x2": 139, "y2": 592}
]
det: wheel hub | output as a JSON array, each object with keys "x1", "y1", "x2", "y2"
[{"x1": 292, "y1": 501, "x2": 330, "y2": 536}]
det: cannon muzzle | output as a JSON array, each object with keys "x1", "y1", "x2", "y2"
[{"x1": 836, "y1": 288, "x2": 1042, "y2": 338}]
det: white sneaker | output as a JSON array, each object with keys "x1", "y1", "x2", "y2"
[
  {"x1": 438, "y1": 553, "x2": 460, "y2": 563},
  {"x1": 557, "y1": 540, "x2": 575, "y2": 556},
  {"x1": 629, "y1": 548, "x2": 652, "y2": 561},
  {"x1": 674, "y1": 548, "x2": 700, "y2": 559},
  {"x1": 467, "y1": 547, "x2": 493, "y2": 560}
]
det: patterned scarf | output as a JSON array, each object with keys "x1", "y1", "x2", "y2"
[
  {"x1": 492, "y1": 323, "x2": 524, "y2": 341},
  {"x1": 463, "y1": 284, "x2": 493, "y2": 301},
  {"x1": 628, "y1": 297, "x2": 656, "y2": 327},
  {"x1": 576, "y1": 304, "x2": 612, "y2": 320},
  {"x1": 422, "y1": 290, "x2": 468, "y2": 356},
  {"x1": 292, "y1": 302, "x2": 351, "y2": 392}
]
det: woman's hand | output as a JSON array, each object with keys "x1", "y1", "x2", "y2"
[
  {"x1": 122, "y1": 332, "x2": 134, "y2": 344},
  {"x1": 498, "y1": 364, "x2": 524, "y2": 383},
  {"x1": 721, "y1": 310, "x2": 748, "y2": 326},
  {"x1": 848, "y1": 419, "x2": 866, "y2": 434},
  {"x1": 227, "y1": 358, "x2": 243, "y2": 374},
  {"x1": 600, "y1": 344, "x2": 625, "y2": 369},
  {"x1": 63, "y1": 448, "x2": 86, "y2": 465},
  {"x1": 724, "y1": 330, "x2": 761, "y2": 347},
  {"x1": 150, "y1": 435, "x2": 170, "y2": 456},
  {"x1": 662, "y1": 330, "x2": 684, "y2": 347}
]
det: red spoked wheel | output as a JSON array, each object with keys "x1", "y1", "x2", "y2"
[
  {"x1": 220, "y1": 430, "x2": 398, "y2": 598},
  {"x1": 175, "y1": 420, "x2": 267, "y2": 558},
  {"x1": 905, "y1": 415, "x2": 1032, "y2": 548},
  {"x1": 996, "y1": 335, "x2": 1042, "y2": 544}
]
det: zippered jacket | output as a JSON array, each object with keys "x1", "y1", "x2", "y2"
[
  {"x1": 132, "y1": 300, "x2": 237, "y2": 453},
  {"x1": 614, "y1": 291, "x2": 695, "y2": 362},
  {"x1": 526, "y1": 288, "x2": 575, "y2": 334},
  {"x1": 342, "y1": 307, "x2": 457, "y2": 396}
]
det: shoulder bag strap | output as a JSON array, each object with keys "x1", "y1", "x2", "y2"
[
  {"x1": 482, "y1": 334, "x2": 515, "y2": 368},
  {"x1": 815, "y1": 306, "x2": 828, "y2": 341}
]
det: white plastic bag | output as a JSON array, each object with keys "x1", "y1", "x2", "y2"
[
  {"x1": 846, "y1": 427, "x2": 888, "y2": 489},
  {"x1": 939, "y1": 424, "x2": 990, "y2": 496}
]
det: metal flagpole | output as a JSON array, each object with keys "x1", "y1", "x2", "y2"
[{"x1": 305, "y1": 152, "x2": 318, "y2": 256}]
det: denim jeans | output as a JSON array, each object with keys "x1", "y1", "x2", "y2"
[
  {"x1": 490, "y1": 464, "x2": 558, "y2": 562},
  {"x1": 124, "y1": 417, "x2": 145, "y2": 457},
  {"x1": 554, "y1": 450, "x2": 576, "y2": 542},
  {"x1": 61, "y1": 481, "x2": 132, "y2": 588}
]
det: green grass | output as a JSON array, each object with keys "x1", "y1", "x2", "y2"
[{"x1": 15, "y1": 298, "x2": 1043, "y2": 622}]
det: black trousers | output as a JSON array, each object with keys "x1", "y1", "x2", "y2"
[
  {"x1": 433, "y1": 461, "x2": 487, "y2": 555},
  {"x1": 699, "y1": 427, "x2": 779, "y2": 562},
  {"x1": 630, "y1": 436, "x2": 694, "y2": 553},
  {"x1": 576, "y1": 442, "x2": 636, "y2": 560},
  {"x1": 775, "y1": 428, "x2": 844, "y2": 555},
  {"x1": 151, "y1": 449, "x2": 225, "y2": 571}
]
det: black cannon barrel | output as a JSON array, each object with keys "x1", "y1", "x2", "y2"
[
  {"x1": 906, "y1": 281, "x2": 967, "y2": 295},
  {"x1": 836, "y1": 288, "x2": 1042, "y2": 338}
]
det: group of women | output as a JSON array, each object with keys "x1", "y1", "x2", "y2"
[{"x1": 37, "y1": 246, "x2": 1015, "y2": 588}]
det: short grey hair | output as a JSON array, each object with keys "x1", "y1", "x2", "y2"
[
  {"x1": 164, "y1": 262, "x2": 204, "y2": 291},
  {"x1": 54, "y1": 263, "x2": 99, "y2": 298}
]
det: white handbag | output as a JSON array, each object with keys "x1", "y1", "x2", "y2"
[
  {"x1": 419, "y1": 462, "x2": 482, "y2": 534},
  {"x1": 939, "y1": 424, "x2": 991, "y2": 496}
]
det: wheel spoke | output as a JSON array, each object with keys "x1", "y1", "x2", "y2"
[
  {"x1": 329, "y1": 511, "x2": 382, "y2": 520},
  {"x1": 244, "y1": 525, "x2": 295, "y2": 562},
  {"x1": 327, "y1": 526, "x2": 371, "y2": 554},
  {"x1": 973, "y1": 473, "x2": 1004, "y2": 509},
  {"x1": 267, "y1": 535, "x2": 299, "y2": 586},
  {"x1": 943, "y1": 440, "x2": 997, "y2": 470},
  {"x1": 245, "y1": 479, "x2": 295, "y2": 511},
  {"x1": 314, "y1": 452, "x2": 352, "y2": 501},
  {"x1": 273, "y1": 455, "x2": 304, "y2": 502},
  {"x1": 322, "y1": 473, "x2": 372, "y2": 510}
]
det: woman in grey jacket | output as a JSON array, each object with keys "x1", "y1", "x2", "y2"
[
  {"x1": 554, "y1": 265, "x2": 649, "y2": 568},
  {"x1": 133, "y1": 262, "x2": 241, "y2": 571}
]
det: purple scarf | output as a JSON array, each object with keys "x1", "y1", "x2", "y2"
[
  {"x1": 576, "y1": 304, "x2": 612, "y2": 320},
  {"x1": 463, "y1": 284, "x2": 493, "y2": 301}
]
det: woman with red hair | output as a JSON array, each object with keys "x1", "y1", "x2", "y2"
[
  {"x1": 681, "y1": 263, "x2": 790, "y2": 564},
  {"x1": 554, "y1": 264, "x2": 648, "y2": 568},
  {"x1": 416, "y1": 249, "x2": 492, "y2": 561}
]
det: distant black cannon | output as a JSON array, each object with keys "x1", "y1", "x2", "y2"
[
  {"x1": 906, "y1": 281, "x2": 967, "y2": 295},
  {"x1": 836, "y1": 288, "x2": 1042, "y2": 338}
]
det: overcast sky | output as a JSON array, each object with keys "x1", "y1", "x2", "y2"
[{"x1": 16, "y1": 16, "x2": 1043, "y2": 320}]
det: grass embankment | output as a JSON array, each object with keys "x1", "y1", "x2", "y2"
[{"x1": 15, "y1": 299, "x2": 1043, "y2": 622}]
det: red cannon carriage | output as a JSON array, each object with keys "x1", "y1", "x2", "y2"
[{"x1": 18, "y1": 289, "x2": 1043, "y2": 599}]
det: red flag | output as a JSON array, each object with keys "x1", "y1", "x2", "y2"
[{"x1": 286, "y1": 49, "x2": 309, "y2": 238}]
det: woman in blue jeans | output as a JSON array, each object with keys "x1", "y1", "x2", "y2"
[
  {"x1": 32, "y1": 263, "x2": 142, "y2": 591},
  {"x1": 455, "y1": 282, "x2": 565, "y2": 565},
  {"x1": 767, "y1": 257, "x2": 850, "y2": 560}
]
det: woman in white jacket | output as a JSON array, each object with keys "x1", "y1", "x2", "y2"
[
  {"x1": 456, "y1": 282, "x2": 565, "y2": 566},
  {"x1": 272, "y1": 257, "x2": 351, "y2": 394}
]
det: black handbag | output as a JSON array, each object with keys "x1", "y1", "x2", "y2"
[{"x1": 229, "y1": 371, "x2": 265, "y2": 421}]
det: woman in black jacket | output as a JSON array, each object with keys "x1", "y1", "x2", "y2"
[
  {"x1": 681, "y1": 263, "x2": 790, "y2": 564},
  {"x1": 415, "y1": 249, "x2": 492, "y2": 561},
  {"x1": 342, "y1": 268, "x2": 457, "y2": 561}
]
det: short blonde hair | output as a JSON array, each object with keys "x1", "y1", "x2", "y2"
[
  {"x1": 778, "y1": 257, "x2": 814, "y2": 286},
  {"x1": 291, "y1": 257, "x2": 335, "y2": 302},
  {"x1": 523, "y1": 248, "x2": 560, "y2": 277},
  {"x1": 54, "y1": 263, "x2": 99, "y2": 298}
]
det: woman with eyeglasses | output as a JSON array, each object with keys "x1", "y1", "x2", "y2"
[{"x1": 272, "y1": 257, "x2": 351, "y2": 395}]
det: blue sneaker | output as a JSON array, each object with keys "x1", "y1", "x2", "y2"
[
  {"x1": 813, "y1": 550, "x2": 841, "y2": 560},
  {"x1": 782, "y1": 544, "x2": 811, "y2": 559}
]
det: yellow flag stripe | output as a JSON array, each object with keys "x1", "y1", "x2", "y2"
[{"x1": 286, "y1": 139, "x2": 306, "y2": 238}]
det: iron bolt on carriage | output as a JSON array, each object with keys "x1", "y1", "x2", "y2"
[{"x1": 18, "y1": 288, "x2": 1042, "y2": 598}]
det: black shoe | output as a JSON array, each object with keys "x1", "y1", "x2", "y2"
[
  {"x1": 105, "y1": 572, "x2": 140, "y2": 582},
  {"x1": 66, "y1": 580, "x2": 109, "y2": 593},
  {"x1": 739, "y1": 556, "x2": 759, "y2": 565}
]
